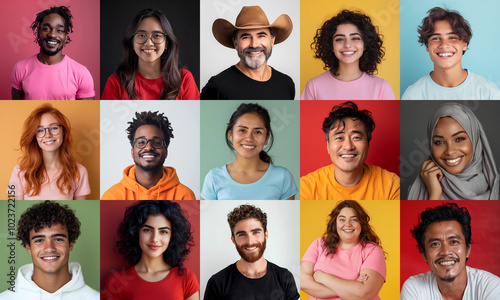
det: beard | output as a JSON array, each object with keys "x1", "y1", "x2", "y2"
[
  {"x1": 134, "y1": 151, "x2": 166, "y2": 172},
  {"x1": 235, "y1": 239, "x2": 266, "y2": 263},
  {"x1": 237, "y1": 46, "x2": 272, "y2": 69},
  {"x1": 39, "y1": 39, "x2": 64, "y2": 56}
]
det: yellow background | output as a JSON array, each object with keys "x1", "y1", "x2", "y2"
[
  {"x1": 300, "y1": 0, "x2": 400, "y2": 98},
  {"x1": 300, "y1": 200, "x2": 400, "y2": 299},
  {"x1": 0, "y1": 101, "x2": 100, "y2": 200}
]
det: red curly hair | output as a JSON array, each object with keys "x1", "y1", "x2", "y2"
[{"x1": 19, "y1": 103, "x2": 80, "y2": 197}]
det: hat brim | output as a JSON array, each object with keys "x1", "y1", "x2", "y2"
[{"x1": 213, "y1": 14, "x2": 293, "y2": 49}]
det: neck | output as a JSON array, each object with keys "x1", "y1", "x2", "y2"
[
  {"x1": 135, "y1": 166, "x2": 163, "y2": 189},
  {"x1": 333, "y1": 63, "x2": 363, "y2": 82},
  {"x1": 42, "y1": 151, "x2": 61, "y2": 171},
  {"x1": 235, "y1": 62, "x2": 271, "y2": 81},
  {"x1": 430, "y1": 65, "x2": 467, "y2": 87},
  {"x1": 334, "y1": 165, "x2": 364, "y2": 187},
  {"x1": 32, "y1": 265, "x2": 71, "y2": 293},
  {"x1": 135, "y1": 254, "x2": 170, "y2": 273},
  {"x1": 37, "y1": 52, "x2": 64, "y2": 65},
  {"x1": 435, "y1": 268, "x2": 468, "y2": 300},
  {"x1": 231, "y1": 155, "x2": 267, "y2": 171},
  {"x1": 338, "y1": 240, "x2": 360, "y2": 250},
  {"x1": 236, "y1": 257, "x2": 267, "y2": 279},
  {"x1": 138, "y1": 61, "x2": 162, "y2": 79}
]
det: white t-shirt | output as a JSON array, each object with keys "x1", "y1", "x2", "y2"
[
  {"x1": 401, "y1": 266, "x2": 500, "y2": 300},
  {"x1": 402, "y1": 71, "x2": 500, "y2": 100}
]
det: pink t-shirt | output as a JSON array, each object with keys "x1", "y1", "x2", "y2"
[
  {"x1": 301, "y1": 71, "x2": 395, "y2": 100},
  {"x1": 11, "y1": 55, "x2": 95, "y2": 100},
  {"x1": 301, "y1": 237, "x2": 386, "y2": 300},
  {"x1": 7, "y1": 163, "x2": 91, "y2": 200}
]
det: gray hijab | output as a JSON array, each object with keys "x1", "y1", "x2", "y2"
[{"x1": 408, "y1": 103, "x2": 500, "y2": 200}]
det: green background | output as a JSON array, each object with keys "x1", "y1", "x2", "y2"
[
  {"x1": 200, "y1": 100, "x2": 301, "y2": 199},
  {"x1": 0, "y1": 200, "x2": 100, "y2": 292}
]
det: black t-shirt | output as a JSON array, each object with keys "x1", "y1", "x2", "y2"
[
  {"x1": 200, "y1": 66, "x2": 295, "y2": 100},
  {"x1": 204, "y1": 261, "x2": 299, "y2": 300}
]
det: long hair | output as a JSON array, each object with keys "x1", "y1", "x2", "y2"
[
  {"x1": 225, "y1": 103, "x2": 274, "y2": 164},
  {"x1": 117, "y1": 8, "x2": 182, "y2": 99},
  {"x1": 19, "y1": 103, "x2": 80, "y2": 197},
  {"x1": 116, "y1": 201, "x2": 194, "y2": 275},
  {"x1": 324, "y1": 200, "x2": 382, "y2": 255}
]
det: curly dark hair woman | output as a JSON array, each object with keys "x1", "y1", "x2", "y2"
[
  {"x1": 103, "y1": 200, "x2": 200, "y2": 300},
  {"x1": 301, "y1": 10, "x2": 395, "y2": 100}
]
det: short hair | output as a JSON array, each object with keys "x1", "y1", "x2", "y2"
[
  {"x1": 418, "y1": 7, "x2": 472, "y2": 54},
  {"x1": 17, "y1": 200, "x2": 81, "y2": 248},
  {"x1": 312, "y1": 10, "x2": 384, "y2": 75},
  {"x1": 127, "y1": 111, "x2": 174, "y2": 148},
  {"x1": 324, "y1": 200, "x2": 382, "y2": 255},
  {"x1": 322, "y1": 101, "x2": 375, "y2": 143},
  {"x1": 227, "y1": 205, "x2": 267, "y2": 237},
  {"x1": 411, "y1": 202, "x2": 472, "y2": 255},
  {"x1": 30, "y1": 6, "x2": 74, "y2": 45},
  {"x1": 116, "y1": 201, "x2": 193, "y2": 275}
]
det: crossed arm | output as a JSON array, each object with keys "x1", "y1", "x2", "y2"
[{"x1": 300, "y1": 261, "x2": 384, "y2": 300}]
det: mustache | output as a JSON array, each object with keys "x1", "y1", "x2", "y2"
[
  {"x1": 435, "y1": 256, "x2": 459, "y2": 264},
  {"x1": 243, "y1": 46, "x2": 267, "y2": 54}
]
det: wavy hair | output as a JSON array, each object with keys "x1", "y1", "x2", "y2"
[
  {"x1": 324, "y1": 200, "x2": 382, "y2": 256},
  {"x1": 18, "y1": 103, "x2": 80, "y2": 197},
  {"x1": 225, "y1": 103, "x2": 274, "y2": 164},
  {"x1": 116, "y1": 201, "x2": 193, "y2": 275},
  {"x1": 117, "y1": 8, "x2": 182, "y2": 99},
  {"x1": 312, "y1": 10, "x2": 384, "y2": 75}
]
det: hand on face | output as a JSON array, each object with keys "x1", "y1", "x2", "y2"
[{"x1": 420, "y1": 159, "x2": 443, "y2": 200}]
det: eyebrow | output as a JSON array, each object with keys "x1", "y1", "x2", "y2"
[
  {"x1": 338, "y1": 214, "x2": 357, "y2": 218},
  {"x1": 333, "y1": 33, "x2": 362, "y2": 38},
  {"x1": 42, "y1": 23, "x2": 65, "y2": 29},
  {"x1": 427, "y1": 234, "x2": 462, "y2": 243},
  {"x1": 142, "y1": 224, "x2": 171, "y2": 230},
  {"x1": 31, "y1": 233, "x2": 67, "y2": 240},
  {"x1": 235, "y1": 228, "x2": 262, "y2": 235},
  {"x1": 432, "y1": 131, "x2": 467, "y2": 139},
  {"x1": 135, "y1": 135, "x2": 163, "y2": 139},
  {"x1": 240, "y1": 31, "x2": 268, "y2": 38},
  {"x1": 333, "y1": 129, "x2": 364, "y2": 135},
  {"x1": 135, "y1": 30, "x2": 164, "y2": 34},
  {"x1": 236, "y1": 125, "x2": 265, "y2": 130},
  {"x1": 429, "y1": 32, "x2": 458, "y2": 37}
]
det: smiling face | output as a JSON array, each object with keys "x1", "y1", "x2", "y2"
[
  {"x1": 231, "y1": 218, "x2": 268, "y2": 263},
  {"x1": 26, "y1": 223, "x2": 73, "y2": 276},
  {"x1": 327, "y1": 118, "x2": 369, "y2": 175},
  {"x1": 133, "y1": 17, "x2": 167, "y2": 66},
  {"x1": 422, "y1": 220, "x2": 470, "y2": 283},
  {"x1": 229, "y1": 113, "x2": 269, "y2": 161},
  {"x1": 132, "y1": 124, "x2": 167, "y2": 172},
  {"x1": 333, "y1": 23, "x2": 364, "y2": 67},
  {"x1": 234, "y1": 28, "x2": 274, "y2": 69},
  {"x1": 336, "y1": 207, "x2": 361, "y2": 245},
  {"x1": 426, "y1": 20, "x2": 468, "y2": 72},
  {"x1": 139, "y1": 214, "x2": 171, "y2": 259},
  {"x1": 432, "y1": 117, "x2": 473, "y2": 174},
  {"x1": 38, "y1": 13, "x2": 67, "y2": 57},
  {"x1": 36, "y1": 113, "x2": 63, "y2": 153}
]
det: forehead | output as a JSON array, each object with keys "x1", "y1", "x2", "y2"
[
  {"x1": 432, "y1": 20, "x2": 453, "y2": 33},
  {"x1": 433, "y1": 117, "x2": 467, "y2": 136},
  {"x1": 39, "y1": 113, "x2": 59, "y2": 126},
  {"x1": 338, "y1": 207, "x2": 357, "y2": 217},
  {"x1": 233, "y1": 218, "x2": 264, "y2": 232},
  {"x1": 137, "y1": 17, "x2": 163, "y2": 32},
  {"x1": 424, "y1": 220, "x2": 465, "y2": 240},
  {"x1": 143, "y1": 214, "x2": 171, "y2": 227},
  {"x1": 330, "y1": 118, "x2": 367, "y2": 135},
  {"x1": 134, "y1": 124, "x2": 164, "y2": 139},
  {"x1": 335, "y1": 23, "x2": 361, "y2": 34},
  {"x1": 234, "y1": 113, "x2": 265, "y2": 127},
  {"x1": 236, "y1": 27, "x2": 271, "y2": 38},
  {"x1": 42, "y1": 13, "x2": 66, "y2": 27},
  {"x1": 29, "y1": 223, "x2": 68, "y2": 237}
]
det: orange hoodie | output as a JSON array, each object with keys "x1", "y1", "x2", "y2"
[{"x1": 101, "y1": 165, "x2": 195, "y2": 200}]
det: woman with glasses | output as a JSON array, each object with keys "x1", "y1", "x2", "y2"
[
  {"x1": 7, "y1": 103, "x2": 90, "y2": 200},
  {"x1": 102, "y1": 8, "x2": 199, "y2": 100},
  {"x1": 103, "y1": 200, "x2": 199, "y2": 299}
]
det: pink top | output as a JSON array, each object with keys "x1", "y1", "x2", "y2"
[
  {"x1": 302, "y1": 237, "x2": 386, "y2": 300},
  {"x1": 101, "y1": 68, "x2": 200, "y2": 100},
  {"x1": 301, "y1": 71, "x2": 395, "y2": 100},
  {"x1": 7, "y1": 163, "x2": 91, "y2": 200},
  {"x1": 11, "y1": 55, "x2": 95, "y2": 100}
]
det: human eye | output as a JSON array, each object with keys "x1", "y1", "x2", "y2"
[
  {"x1": 254, "y1": 130, "x2": 262, "y2": 135},
  {"x1": 352, "y1": 36, "x2": 361, "y2": 41},
  {"x1": 433, "y1": 140, "x2": 443, "y2": 146},
  {"x1": 334, "y1": 37, "x2": 344, "y2": 43},
  {"x1": 430, "y1": 241, "x2": 440, "y2": 247},
  {"x1": 142, "y1": 228, "x2": 151, "y2": 233},
  {"x1": 135, "y1": 139, "x2": 146, "y2": 147},
  {"x1": 54, "y1": 238, "x2": 65, "y2": 243},
  {"x1": 36, "y1": 128, "x2": 45, "y2": 134},
  {"x1": 334, "y1": 136, "x2": 343, "y2": 141},
  {"x1": 455, "y1": 136, "x2": 466, "y2": 142},
  {"x1": 450, "y1": 240, "x2": 459, "y2": 245},
  {"x1": 160, "y1": 229, "x2": 169, "y2": 234},
  {"x1": 137, "y1": 33, "x2": 147, "y2": 38},
  {"x1": 351, "y1": 218, "x2": 358, "y2": 222}
]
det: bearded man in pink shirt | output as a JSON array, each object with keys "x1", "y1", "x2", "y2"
[{"x1": 11, "y1": 6, "x2": 95, "y2": 100}]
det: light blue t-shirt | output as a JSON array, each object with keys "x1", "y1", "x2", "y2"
[
  {"x1": 201, "y1": 164, "x2": 298, "y2": 200},
  {"x1": 402, "y1": 71, "x2": 500, "y2": 100}
]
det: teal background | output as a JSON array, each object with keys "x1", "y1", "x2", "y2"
[
  {"x1": 200, "y1": 100, "x2": 300, "y2": 199},
  {"x1": 400, "y1": 0, "x2": 500, "y2": 97},
  {"x1": 0, "y1": 200, "x2": 100, "y2": 292}
]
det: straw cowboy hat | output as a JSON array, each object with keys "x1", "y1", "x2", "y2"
[{"x1": 212, "y1": 6, "x2": 293, "y2": 49}]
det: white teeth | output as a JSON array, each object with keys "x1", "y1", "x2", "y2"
[
  {"x1": 245, "y1": 247, "x2": 257, "y2": 251},
  {"x1": 47, "y1": 41, "x2": 57, "y2": 45},
  {"x1": 242, "y1": 145, "x2": 256, "y2": 149},
  {"x1": 439, "y1": 261, "x2": 456, "y2": 266},
  {"x1": 143, "y1": 49, "x2": 155, "y2": 53},
  {"x1": 341, "y1": 155, "x2": 355, "y2": 158},
  {"x1": 142, "y1": 155, "x2": 154, "y2": 158},
  {"x1": 342, "y1": 51, "x2": 355, "y2": 55},
  {"x1": 446, "y1": 157, "x2": 461, "y2": 164},
  {"x1": 344, "y1": 230, "x2": 354, "y2": 232},
  {"x1": 42, "y1": 256, "x2": 57, "y2": 260},
  {"x1": 438, "y1": 53, "x2": 453, "y2": 57}
]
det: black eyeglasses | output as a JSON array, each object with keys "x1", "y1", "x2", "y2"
[
  {"x1": 133, "y1": 32, "x2": 167, "y2": 44},
  {"x1": 36, "y1": 125, "x2": 62, "y2": 138},
  {"x1": 133, "y1": 137, "x2": 166, "y2": 149}
]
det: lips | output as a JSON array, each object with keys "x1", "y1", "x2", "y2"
[
  {"x1": 44, "y1": 39, "x2": 60, "y2": 47},
  {"x1": 242, "y1": 243, "x2": 260, "y2": 252},
  {"x1": 148, "y1": 244, "x2": 161, "y2": 250},
  {"x1": 442, "y1": 156, "x2": 463, "y2": 166},
  {"x1": 242, "y1": 145, "x2": 256, "y2": 149},
  {"x1": 341, "y1": 51, "x2": 357, "y2": 56},
  {"x1": 41, "y1": 256, "x2": 59, "y2": 262},
  {"x1": 437, "y1": 52, "x2": 454, "y2": 57},
  {"x1": 436, "y1": 257, "x2": 459, "y2": 267},
  {"x1": 142, "y1": 49, "x2": 156, "y2": 53},
  {"x1": 244, "y1": 47, "x2": 266, "y2": 56}
]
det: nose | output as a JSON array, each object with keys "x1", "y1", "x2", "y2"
[
  {"x1": 342, "y1": 138, "x2": 355, "y2": 150},
  {"x1": 48, "y1": 28, "x2": 57, "y2": 38},
  {"x1": 44, "y1": 240, "x2": 56, "y2": 251},
  {"x1": 249, "y1": 36, "x2": 259, "y2": 48},
  {"x1": 444, "y1": 143, "x2": 456, "y2": 156},
  {"x1": 144, "y1": 35, "x2": 154, "y2": 46},
  {"x1": 151, "y1": 230, "x2": 158, "y2": 243}
]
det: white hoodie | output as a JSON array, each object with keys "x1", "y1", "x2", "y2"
[{"x1": 0, "y1": 262, "x2": 99, "y2": 300}]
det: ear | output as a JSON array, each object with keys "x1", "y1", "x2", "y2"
[
  {"x1": 463, "y1": 43, "x2": 468, "y2": 52},
  {"x1": 265, "y1": 133, "x2": 270, "y2": 146},
  {"x1": 270, "y1": 35, "x2": 276, "y2": 47},
  {"x1": 466, "y1": 244, "x2": 471, "y2": 259},
  {"x1": 26, "y1": 243, "x2": 32, "y2": 255},
  {"x1": 131, "y1": 147, "x2": 134, "y2": 158},
  {"x1": 228, "y1": 130, "x2": 233, "y2": 142},
  {"x1": 426, "y1": 44, "x2": 429, "y2": 53},
  {"x1": 420, "y1": 251, "x2": 428, "y2": 262},
  {"x1": 327, "y1": 140, "x2": 330, "y2": 155},
  {"x1": 265, "y1": 229, "x2": 269, "y2": 240},
  {"x1": 69, "y1": 242, "x2": 74, "y2": 252},
  {"x1": 231, "y1": 235, "x2": 236, "y2": 245}
]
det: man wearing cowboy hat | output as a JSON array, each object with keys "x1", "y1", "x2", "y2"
[{"x1": 200, "y1": 6, "x2": 295, "y2": 100}]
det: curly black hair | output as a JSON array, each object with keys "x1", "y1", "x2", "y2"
[
  {"x1": 116, "y1": 201, "x2": 193, "y2": 275},
  {"x1": 227, "y1": 204, "x2": 267, "y2": 237},
  {"x1": 17, "y1": 200, "x2": 81, "y2": 248},
  {"x1": 322, "y1": 101, "x2": 375, "y2": 144},
  {"x1": 127, "y1": 111, "x2": 174, "y2": 148},
  {"x1": 30, "y1": 6, "x2": 74, "y2": 45},
  {"x1": 312, "y1": 10, "x2": 384, "y2": 75},
  {"x1": 411, "y1": 202, "x2": 472, "y2": 256}
]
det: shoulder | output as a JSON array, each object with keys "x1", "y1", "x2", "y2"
[
  {"x1": 270, "y1": 67, "x2": 293, "y2": 82},
  {"x1": 13, "y1": 56, "x2": 36, "y2": 69},
  {"x1": 208, "y1": 264, "x2": 235, "y2": 282},
  {"x1": 468, "y1": 266, "x2": 500, "y2": 285},
  {"x1": 101, "y1": 182, "x2": 126, "y2": 200},
  {"x1": 65, "y1": 56, "x2": 91, "y2": 73},
  {"x1": 267, "y1": 261, "x2": 294, "y2": 277},
  {"x1": 402, "y1": 75, "x2": 430, "y2": 99},
  {"x1": 403, "y1": 271, "x2": 434, "y2": 287},
  {"x1": 301, "y1": 165, "x2": 334, "y2": 182},
  {"x1": 468, "y1": 72, "x2": 500, "y2": 89},
  {"x1": 181, "y1": 68, "x2": 194, "y2": 78},
  {"x1": 210, "y1": 66, "x2": 237, "y2": 81},
  {"x1": 268, "y1": 164, "x2": 291, "y2": 176},
  {"x1": 365, "y1": 164, "x2": 399, "y2": 180},
  {"x1": 106, "y1": 73, "x2": 120, "y2": 83},
  {"x1": 76, "y1": 163, "x2": 88, "y2": 174},
  {"x1": 0, "y1": 290, "x2": 14, "y2": 299},
  {"x1": 205, "y1": 166, "x2": 227, "y2": 178}
]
